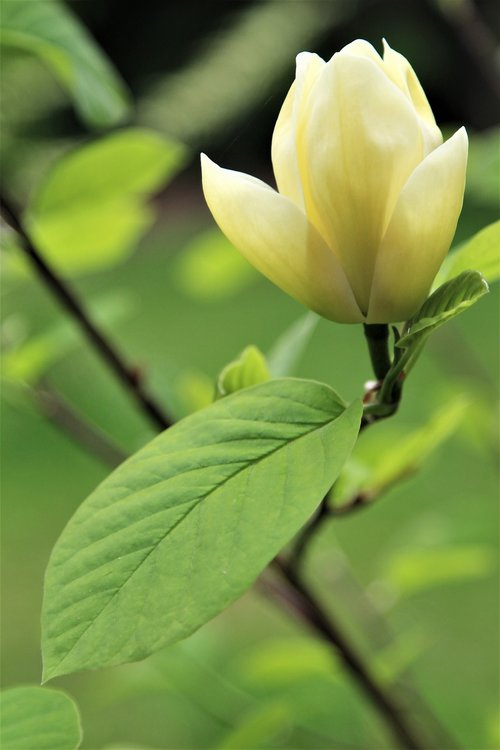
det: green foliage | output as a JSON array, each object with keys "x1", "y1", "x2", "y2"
[
  {"x1": 217, "y1": 702, "x2": 290, "y2": 749},
  {"x1": 267, "y1": 313, "x2": 319, "y2": 377},
  {"x1": 398, "y1": 271, "x2": 489, "y2": 350},
  {"x1": 173, "y1": 229, "x2": 257, "y2": 301},
  {"x1": 236, "y1": 637, "x2": 337, "y2": 688},
  {"x1": 436, "y1": 221, "x2": 500, "y2": 287},
  {"x1": 216, "y1": 345, "x2": 270, "y2": 399},
  {"x1": 42, "y1": 379, "x2": 362, "y2": 680},
  {"x1": 384, "y1": 545, "x2": 495, "y2": 597},
  {"x1": 0, "y1": 0, "x2": 129, "y2": 127},
  {"x1": 26, "y1": 129, "x2": 186, "y2": 275},
  {"x1": 334, "y1": 397, "x2": 468, "y2": 504},
  {"x1": 0, "y1": 686, "x2": 81, "y2": 750},
  {"x1": 2, "y1": 292, "x2": 135, "y2": 384}
]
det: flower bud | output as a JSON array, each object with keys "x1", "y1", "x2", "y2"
[{"x1": 201, "y1": 40, "x2": 468, "y2": 323}]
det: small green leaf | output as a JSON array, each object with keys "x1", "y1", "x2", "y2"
[
  {"x1": 267, "y1": 312, "x2": 319, "y2": 377},
  {"x1": 398, "y1": 271, "x2": 489, "y2": 350},
  {"x1": 435, "y1": 221, "x2": 500, "y2": 287},
  {"x1": 236, "y1": 637, "x2": 337, "y2": 688},
  {"x1": 216, "y1": 346, "x2": 270, "y2": 399},
  {"x1": 26, "y1": 129, "x2": 186, "y2": 275},
  {"x1": 384, "y1": 545, "x2": 495, "y2": 596},
  {"x1": 217, "y1": 702, "x2": 290, "y2": 750},
  {"x1": 42, "y1": 379, "x2": 362, "y2": 679},
  {"x1": 0, "y1": 0, "x2": 129, "y2": 127},
  {"x1": 0, "y1": 686, "x2": 82, "y2": 750}
]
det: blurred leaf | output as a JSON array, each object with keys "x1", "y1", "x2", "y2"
[
  {"x1": 235, "y1": 637, "x2": 337, "y2": 689},
  {"x1": 216, "y1": 345, "x2": 270, "y2": 399},
  {"x1": 42, "y1": 380, "x2": 362, "y2": 679},
  {"x1": 384, "y1": 545, "x2": 495, "y2": 596},
  {"x1": 267, "y1": 313, "x2": 319, "y2": 377},
  {"x1": 397, "y1": 271, "x2": 489, "y2": 350},
  {"x1": 466, "y1": 128, "x2": 500, "y2": 206},
  {"x1": 1, "y1": 291, "x2": 135, "y2": 384},
  {"x1": 372, "y1": 629, "x2": 431, "y2": 685},
  {"x1": 0, "y1": 685, "x2": 81, "y2": 750},
  {"x1": 175, "y1": 369, "x2": 215, "y2": 415},
  {"x1": 334, "y1": 397, "x2": 469, "y2": 504},
  {"x1": 26, "y1": 128, "x2": 186, "y2": 275},
  {"x1": 0, "y1": 0, "x2": 129, "y2": 127},
  {"x1": 173, "y1": 229, "x2": 257, "y2": 301},
  {"x1": 435, "y1": 221, "x2": 500, "y2": 288},
  {"x1": 217, "y1": 702, "x2": 290, "y2": 750}
]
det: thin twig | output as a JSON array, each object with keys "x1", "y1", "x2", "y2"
[
  {"x1": 35, "y1": 382, "x2": 128, "y2": 468},
  {"x1": 0, "y1": 193, "x2": 172, "y2": 432}
]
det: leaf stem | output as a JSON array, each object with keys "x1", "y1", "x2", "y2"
[
  {"x1": 0, "y1": 192, "x2": 172, "y2": 432},
  {"x1": 363, "y1": 323, "x2": 392, "y2": 380}
]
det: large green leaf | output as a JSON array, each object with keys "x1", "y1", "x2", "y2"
[
  {"x1": 397, "y1": 271, "x2": 489, "y2": 350},
  {"x1": 42, "y1": 379, "x2": 361, "y2": 680},
  {"x1": 0, "y1": 0, "x2": 129, "y2": 127},
  {"x1": 26, "y1": 128, "x2": 186, "y2": 275},
  {"x1": 435, "y1": 221, "x2": 500, "y2": 288},
  {"x1": 0, "y1": 686, "x2": 81, "y2": 750}
]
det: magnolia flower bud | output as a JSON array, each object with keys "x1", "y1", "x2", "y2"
[{"x1": 201, "y1": 40, "x2": 468, "y2": 323}]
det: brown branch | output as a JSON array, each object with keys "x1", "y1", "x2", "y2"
[
  {"x1": 272, "y1": 558, "x2": 427, "y2": 750},
  {"x1": 35, "y1": 382, "x2": 128, "y2": 468},
  {"x1": 0, "y1": 193, "x2": 172, "y2": 432}
]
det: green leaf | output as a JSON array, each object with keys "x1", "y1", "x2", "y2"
[
  {"x1": 397, "y1": 271, "x2": 489, "y2": 350},
  {"x1": 0, "y1": 686, "x2": 81, "y2": 750},
  {"x1": 26, "y1": 129, "x2": 186, "y2": 275},
  {"x1": 216, "y1": 346, "x2": 270, "y2": 399},
  {"x1": 435, "y1": 221, "x2": 500, "y2": 288},
  {"x1": 267, "y1": 313, "x2": 319, "y2": 377},
  {"x1": 333, "y1": 397, "x2": 468, "y2": 505},
  {"x1": 384, "y1": 545, "x2": 495, "y2": 597},
  {"x1": 2, "y1": 291, "x2": 135, "y2": 384},
  {"x1": 0, "y1": 0, "x2": 129, "y2": 127},
  {"x1": 173, "y1": 229, "x2": 257, "y2": 301},
  {"x1": 217, "y1": 702, "x2": 290, "y2": 750},
  {"x1": 235, "y1": 636, "x2": 337, "y2": 688},
  {"x1": 42, "y1": 379, "x2": 362, "y2": 680}
]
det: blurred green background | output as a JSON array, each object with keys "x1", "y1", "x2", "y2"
[{"x1": 1, "y1": 0, "x2": 499, "y2": 748}]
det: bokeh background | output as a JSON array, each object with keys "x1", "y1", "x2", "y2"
[{"x1": 1, "y1": 1, "x2": 499, "y2": 748}]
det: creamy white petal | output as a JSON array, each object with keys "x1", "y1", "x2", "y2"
[
  {"x1": 201, "y1": 154, "x2": 363, "y2": 323},
  {"x1": 382, "y1": 40, "x2": 442, "y2": 156},
  {"x1": 367, "y1": 127, "x2": 468, "y2": 323},
  {"x1": 271, "y1": 52, "x2": 324, "y2": 209},
  {"x1": 299, "y1": 52, "x2": 423, "y2": 314}
]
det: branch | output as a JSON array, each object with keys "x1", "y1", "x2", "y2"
[
  {"x1": 35, "y1": 382, "x2": 128, "y2": 468},
  {"x1": 272, "y1": 558, "x2": 427, "y2": 750},
  {"x1": 0, "y1": 193, "x2": 172, "y2": 432}
]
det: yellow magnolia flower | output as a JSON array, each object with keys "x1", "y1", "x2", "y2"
[{"x1": 201, "y1": 40, "x2": 468, "y2": 324}]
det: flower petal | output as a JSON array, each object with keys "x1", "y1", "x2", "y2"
[
  {"x1": 299, "y1": 50, "x2": 423, "y2": 314},
  {"x1": 367, "y1": 127, "x2": 468, "y2": 323},
  {"x1": 201, "y1": 154, "x2": 363, "y2": 323},
  {"x1": 271, "y1": 52, "x2": 324, "y2": 209},
  {"x1": 382, "y1": 40, "x2": 443, "y2": 156}
]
